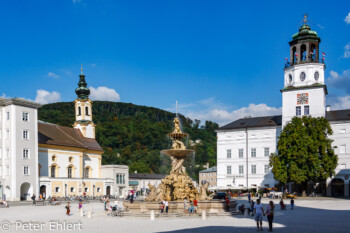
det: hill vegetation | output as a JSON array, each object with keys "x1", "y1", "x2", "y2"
[{"x1": 38, "y1": 101, "x2": 218, "y2": 181}]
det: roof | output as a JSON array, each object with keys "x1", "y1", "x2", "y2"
[
  {"x1": 129, "y1": 173, "x2": 166, "y2": 180},
  {"x1": 38, "y1": 121, "x2": 103, "y2": 151},
  {"x1": 0, "y1": 97, "x2": 41, "y2": 109},
  {"x1": 326, "y1": 109, "x2": 350, "y2": 122},
  {"x1": 280, "y1": 83, "x2": 328, "y2": 95},
  {"x1": 218, "y1": 115, "x2": 282, "y2": 131},
  {"x1": 200, "y1": 166, "x2": 217, "y2": 173}
]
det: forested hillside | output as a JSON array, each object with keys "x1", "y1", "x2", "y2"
[{"x1": 38, "y1": 101, "x2": 218, "y2": 181}]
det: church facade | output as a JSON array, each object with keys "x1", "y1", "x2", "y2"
[
  {"x1": 38, "y1": 69, "x2": 115, "y2": 198},
  {"x1": 217, "y1": 17, "x2": 350, "y2": 197}
]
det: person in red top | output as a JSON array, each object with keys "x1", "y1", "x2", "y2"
[
  {"x1": 225, "y1": 196, "x2": 230, "y2": 211},
  {"x1": 193, "y1": 198, "x2": 198, "y2": 213}
]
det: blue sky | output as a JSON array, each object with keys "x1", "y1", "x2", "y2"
[{"x1": 0, "y1": 0, "x2": 349, "y2": 125}]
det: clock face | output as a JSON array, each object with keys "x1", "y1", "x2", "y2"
[
  {"x1": 300, "y1": 72, "x2": 306, "y2": 82},
  {"x1": 297, "y1": 93, "x2": 309, "y2": 105},
  {"x1": 288, "y1": 74, "x2": 293, "y2": 84},
  {"x1": 314, "y1": 71, "x2": 319, "y2": 81}
]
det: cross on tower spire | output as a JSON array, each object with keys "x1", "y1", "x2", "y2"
[{"x1": 303, "y1": 14, "x2": 308, "y2": 25}]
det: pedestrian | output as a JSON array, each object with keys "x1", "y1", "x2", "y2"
[
  {"x1": 184, "y1": 198, "x2": 188, "y2": 213},
  {"x1": 265, "y1": 201, "x2": 275, "y2": 232},
  {"x1": 160, "y1": 201, "x2": 164, "y2": 213},
  {"x1": 250, "y1": 200, "x2": 255, "y2": 216},
  {"x1": 290, "y1": 198, "x2": 294, "y2": 210},
  {"x1": 279, "y1": 198, "x2": 286, "y2": 210},
  {"x1": 248, "y1": 192, "x2": 251, "y2": 203},
  {"x1": 31, "y1": 194, "x2": 36, "y2": 206},
  {"x1": 65, "y1": 202, "x2": 71, "y2": 216},
  {"x1": 225, "y1": 196, "x2": 230, "y2": 211},
  {"x1": 189, "y1": 201, "x2": 194, "y2": 215},
  {"x1": 164, "y1": 200, "x2": 169, "y2": 213},
  {"x1": 193, "y1": 198, "x2": 198, "y2": 214},
  {"x1": 79, "y1": 200, "x2": 83, "y2": 215},
  {"x1": 254, "y1": 199, "x2": 265, "y2": 231}
]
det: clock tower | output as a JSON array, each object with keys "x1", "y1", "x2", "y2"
[
  {"x1": 282, "y1": 15, "x2": 327, "y2": 127},
  {"x1": 73, "y1": 66, "x2": 95, "y2": 139}
]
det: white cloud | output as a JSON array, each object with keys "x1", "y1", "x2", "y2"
[
  {"x1": 34, "y1": 89, "x2": 61, "y2": 105},
  {"x1": 328, "y1": 95, "x2": 350, "y2": 110},
  {"x1": 327, "y1": 70, "x2": 350, "y2": 92},
  {"x1": 167, "y1": 98, "x2": 281, "y2": 126},
  {"x1": 89, "y1": 86, "x2": 121, "y2": 102},
  {"x1": 344, "y1": 43, "x2": 350, "y2": 58},
  {"x1": 345, "y1": 12, "x2": 350, "y2": 24},
  {"x1": 48, "y1": 72, "x2": 59, "y2": 79}
]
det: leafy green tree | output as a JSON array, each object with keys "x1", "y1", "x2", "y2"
[{"x1": 270, "y1": 116, "x2": 338, "y2": 192}]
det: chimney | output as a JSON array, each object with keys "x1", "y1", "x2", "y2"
[{"x1": 326, "y1": 105, "x2": 331, "y2": 112}]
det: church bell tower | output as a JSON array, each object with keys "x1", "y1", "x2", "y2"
[
  {"x1": 73, "y1": 65, "x2": 95, "y2": 138},
  {"x1": 282, "y1": 15, "x2": 327, "y2": 127}
]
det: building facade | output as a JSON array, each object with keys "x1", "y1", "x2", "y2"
[
  {"x1": 100, "y1": 165, "x2": 129, "y2": 197},
  {"x1": 0, "y1": 98, "x2": 41, "y2": 201},
  {"x1": 38, "y1": 69, "x2": 113, "y2": 198},
  {"x1": 199, "y1": 166, "x2": 217, "y2": 188},
  {"x1": 217, "y1": 16, "x2": 350, "y2": 197}
]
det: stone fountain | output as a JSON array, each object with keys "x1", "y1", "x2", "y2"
[{"x1": 145, "y1": 117, "x2": 212, "y2": 202}]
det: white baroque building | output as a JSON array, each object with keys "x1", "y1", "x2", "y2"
[
  {"x1": 217, "y1": 17, "x2": 350, "y2": 197},
  {"x1": 0, "y1": 98, "x2": 41, "y2": 201}
]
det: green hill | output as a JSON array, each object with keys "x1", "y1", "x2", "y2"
[{"x1": 38, "y1": 101, "x2": 218, "y2": 181}]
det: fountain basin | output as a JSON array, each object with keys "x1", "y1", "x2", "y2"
[{"x1": 161, "y1": 149, "x2": 194, "y2": 158}]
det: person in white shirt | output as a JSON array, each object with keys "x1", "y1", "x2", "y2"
[
  {"x1": 164, "y1": 200, "x2": 169, "y2": 213},
  {"x1": 254, "y1": 199, "x2": 265, "y2": 231}
]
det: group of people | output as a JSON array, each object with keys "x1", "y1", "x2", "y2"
[
  {"x1": 64, "y1": 199, "x2": 84, "y2": 216},
  {"x1": 160, "y1": 200, "x2": 169, "y2": 213},
  {"x1": 183, "y1": 198, "x2": 198, "y2": 215},
  {"x1": 103, "y1": 198, "x2": 121, "y2": 216},
  {"x1": 1, "y1": 199, "x2": 8, "y2": 207},
  {"x1": 243, "y1": 195, "x2": 296, "y2": 232}
]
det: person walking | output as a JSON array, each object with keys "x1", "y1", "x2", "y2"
[
  {"x1": 248, "y1": 192, "x2": 251, "y2": 203},
  {"x1": 254, "y1": 199, "x2": 265, "y2": 231},
  {"x1": 65, "y1": 202, "x2": 71, "y2": 216},
  {"x1": 225, "y1": 196, "x2": 230, "y2": 211},
  {"x1": 31, "y1": 194, "x2": 36, "y2": 206},
  {"x1": 164, "y1": 200, "x2": 169, "y2": 213},
  {"x1": 290, "y1": 198, "x2": 294, "y2": 210},
  {"x1": 188, "y1": 201, "x2": 194, "y2": 215},
  {"x1": 265, "y1": 201, "x2": 275, "y2": 232},
  {"x1": 160, "y1": 201, "x2": 164, "y2": 214},
  {"x1": 79, "y1": 200, "x2": 83, "y2": 216},
  {"x1": 193, "y1": 198, "x2": 198, "y2": 214}
]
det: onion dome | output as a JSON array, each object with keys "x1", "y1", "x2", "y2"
[{"x1": 75, "y1": 65, "x2": 90, "y2": 100}]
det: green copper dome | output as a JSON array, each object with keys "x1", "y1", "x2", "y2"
[{"x1": 75, "y1": 73, "x2": 90, "y2": 100}]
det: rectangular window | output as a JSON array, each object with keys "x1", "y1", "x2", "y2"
[
  {"x1": 251, "y1": 165, "x2": 256, "y2": 174},
  {"x1": 24, "y1": 166, "x2": 29, "y2": 175},
  {"x1": 239, "y1": 165, "x2": 244, "y2": 174},
  {"x1": 239, "y1": 149, "x2": 244, "y2": 158},
  {"x1": 55, "y1": 187, "x2": 60, "y2": 193},
  {"x1": 6, "y1": 129, "x2": 10, "y2": 139},
  {"x1": 227, "y1": 166, "x2": 232, "y2": 175},
  {"x1": 304, "y1": 106, "x2": 309, "y2": 115},
  {"x1": 227, "y1": 149, "x2": 231, "y2": 158},
  {"x1": 6, "y1": 112, "x2": 10, "y2": 120},
  {"x1": 264, "y1": 148, "x2": 270, "y2": 157},
  {"x1": 340, "y1": 145, "x2": 346, "y2": 154},
  {"x1": 22, "y1": 112, "x2": 29, "y2": 122},
  {"x1": 251, "y1": 148, "x2": 256, "y2": 158},
  {"x1": 116, "y1": 174, "x2": 119, "y2": 184},
  {"x1": 265, "y1": 165, "x2": 269, "y2": 174},
  {"x1": 123, "y1": 175, "x2": 125, "y2": 184},
  {"x1": 6, "y1": 148, "x2": 10, "y2": 158},
  {"x1": 23, "y1": 149, "x2": 29, "y2": 159},
  {"x1": 340, "y1": 129, "x2": 346, "y2": 134},
  {"x1": 23, "y1": 130, "x2": 29, "y2": 139},
  {"x1": 68, "y1": 167, "x2": 72, "y2": 178},
  {"x1": 70, "y1": 187, "x2": 75, "y2": 193},
  {"x1": 296, "y1": 106, "x2": 301, "y2": 116}
]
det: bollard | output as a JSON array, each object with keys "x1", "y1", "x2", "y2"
[
  {"x1": 150, "y1": 210, "x2": 155, "y2": 221},
  {"x1": 202, "y1": 210, "x2": 206, "y2": 220},
  {"x1": 88, "y1": 206, "x2": 92, "y2": 218},
  {"x1": 244, "y1": 208, "x2": 249, "y2": 217}
]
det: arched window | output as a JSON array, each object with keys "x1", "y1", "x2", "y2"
[
  {"x1": 84, "y1": 167, "x2": 90, "y2": 178},
  {"x1": 300, "y1": 44, "x2": 307, "y2": 62},
  {"x1": 310, "y1": 44, "x2": 316, "y2": 61},
  {"x1": 292, "y1": 47, "x2": 297, "y2": 64},
  {"x1": 51, "y1": 165, "x2": 57, "y2": 178},
  {"x1": 78, "y1": 107, "x2": 81, "y2": 116},
  {"x1": 67, "y1": 166, "x2": 73, "y2": 178},
  {"x1": 85, "y1": 106, "x2": 89, "y2": 116}
]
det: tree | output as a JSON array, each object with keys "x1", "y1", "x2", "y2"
[{"x1": 270, "y1": 116, "x2": 338, "y2": 193}]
